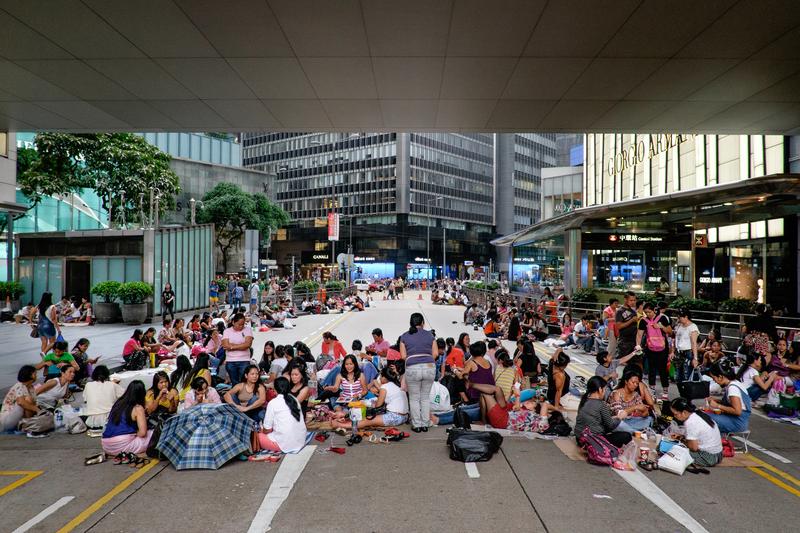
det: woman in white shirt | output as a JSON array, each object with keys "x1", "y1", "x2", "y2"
[
  {"x1": 707, "y1": 359, "x2": 751, "y2": 434},
  {"x1": 37, "y1": 366, "x2": 75, "y2": 409},
  {"x1": 83, "y1": 366, "x2": 125, "y2": 428},
  {"x1": 258, "y1": 377, "x2": 306, "y2": 453},
  {"x1": 670, "y1": 397, "x2": 723, "y2": 467},
  {"x1": 736, "y1": 353, "x2": 778, "y2": 402},
  {"x1": 334, "y1": 367, "x2": 409, "y2": 430}
]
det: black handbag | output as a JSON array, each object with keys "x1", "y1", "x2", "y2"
[
  {"x1": 677, "y1": 369, "x2": 710, "y2": 401},
  {"x1": 446, "y1": 428, "x2": 503, "y2": 462}
]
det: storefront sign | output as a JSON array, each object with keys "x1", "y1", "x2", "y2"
[
  {"x1": 699, "y1": 276, "x2": 723, "y2": 284},
  {"x1": 464, "y1": 260, "x2": 474, "y2": 266},
  {"x1": 607, "y1": 134, "x2": 694, "y2": 177},
  {"x1": 301, "y1": 251, "x2": 331, "y2": 263},
  {"x1": 327, "y1": 212, "x2": 339, "y2": 241},
  {"x1": 609, "y1": 234, "x2": 663, "y2": 243},
  {"x1": 513, "y1": 257, "x2": 539, "y2": 263},
  {"x1": 354, "y1": 256, "x2": 375, "y2": 262},
  {"x1": 414, "y1": 257, "x2": 431, "y2": 263}
]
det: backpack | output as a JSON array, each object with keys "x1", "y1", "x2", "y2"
[
  {"x1": 645, "y1": 314, "x2": 667, "y2": 352},
  {"x1": 446, "y1": 428, "x2": 503, "y2": 463},
  {"x1": 541, "y1": 411, "x2": 572, "y2": 437},
  {"x1": 578, "y1": 427, "x2": 619, "y2": 466},
  {"x1": 124, "y1": 350, "x2": 148, "y2": 371}
]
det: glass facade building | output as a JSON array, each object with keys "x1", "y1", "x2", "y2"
[{"x1": 242, "y1": 132, "x2": 496, "y2": 279}]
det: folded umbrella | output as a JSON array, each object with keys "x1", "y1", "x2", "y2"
[{"x1": 157, "y1": 403, "x2": 255, "y2": 470}]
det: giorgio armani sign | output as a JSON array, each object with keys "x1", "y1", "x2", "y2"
[{"x1": 607, "y1": 134, "x2": 694, "y2": 177}]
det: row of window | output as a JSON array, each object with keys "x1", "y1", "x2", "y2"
[{"x1": 410, "y1": 134, "x2": 493, "y2": 165}]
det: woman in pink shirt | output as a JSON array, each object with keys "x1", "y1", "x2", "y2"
[
  {"x1": 122, "y1": 330, "x2": 143, "y2": 360},
  {"x1": 221, "y1": 313, "x2": 254, "y2": 385}
]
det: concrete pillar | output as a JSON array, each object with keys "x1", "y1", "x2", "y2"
[{"x1": 563, "y1": 229, "x2": 582, "y2": 295}]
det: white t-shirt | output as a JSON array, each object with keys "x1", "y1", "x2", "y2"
[
  {"x1": 739, "y1": 367, "x2": 758, "y2": 390},
  {"x1": 249, "y1": 284, "x2": 260, "y2": 299},
  {"x1": 262, "y1": 394, "x2": 307, "y2": 453},
  {"x1": 674, "y1": 322, "x2": 699, "y2": 351},
  {"x1": 84, "y1": 380, "x2": 125, "y2": 416},
  {"x1": 726, "y1": 380, "x2": 750, "y2": 411},
  {"x1": 684, "y1": 412, "x2": 722, "y2": 454},
  {"x1": 381, "y1": 382, "x2": 408, "y2": 414}
]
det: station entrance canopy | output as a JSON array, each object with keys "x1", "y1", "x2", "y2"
[{"x1": 0, "y1": 1, "x2": 799, "y2": 133}]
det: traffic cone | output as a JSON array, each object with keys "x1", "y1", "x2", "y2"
[{"x1": 417, "y1": 293, "x2": 423, "y2": 300}]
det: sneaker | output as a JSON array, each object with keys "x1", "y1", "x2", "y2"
[{"x1": 26, "y1": 432, "x2": 49, "y2": 439}]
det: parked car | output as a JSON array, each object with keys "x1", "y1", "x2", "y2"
[{"x1": 353, "y1": 279, "x2": 370, "y2": 292}]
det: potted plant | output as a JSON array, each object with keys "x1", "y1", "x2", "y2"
[
  {"x1": 7, "y1": 281, "x2": 25, "y2": 312},
  {"x1": 117, "y1": 281, "x2": 153, "y2": 325},
  {"x1": 90, "y1": 281, "x2": 122, "y2": 323}
]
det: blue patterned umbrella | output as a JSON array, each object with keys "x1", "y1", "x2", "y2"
[{"x1": 157, "y1": 403, "x2": 254, "y2": 470}]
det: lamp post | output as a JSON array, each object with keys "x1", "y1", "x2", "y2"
[{"x1": 426, "y1": 196, "x2": 443, "y2": 280}]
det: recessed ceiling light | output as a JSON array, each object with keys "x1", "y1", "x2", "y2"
[
  {"x1": 617, "y1": 223, "x2": 626, "y2": 227},
  {"x1": 660, "y1": 210, "x2": 668, "y2": 214},
  {"x1": 606, "y1": 217, "x2": 616, "y2": 221}
]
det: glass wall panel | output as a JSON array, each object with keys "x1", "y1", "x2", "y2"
[{"x1": 154, "y1": 233, "x2": 162, "y2": 315}]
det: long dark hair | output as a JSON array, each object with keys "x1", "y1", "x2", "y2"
[
  {"x1": 187, "y1": 354, "x2": 210, "y2": 385},
  {"x1": 672, "y1": 397, "x2": 716, "y2": 428},
  {"x1": 496, "y1": 348, "x2": 513, "y2": 368},
  {"x1": 284, "y1": 360, "x2": 309, "y2": 388},
  {"x1": 616, "y1": 366, "x2": 643, "y2": 390},
  {"x1": 579, "y1": 376, "x2": 607, "y2": 410},
  {"x1": 340, "y1": 354, "x2": 361, "y2": 380},
  {"x1": 109, "y1": 381, "x2": 146, "y2": 425},
  {"x1": 38, "y1": 292, "x2": 53, "y2": 316},
  {"x1": 456, "y1": 332, "x2": 469, "y2": 353},
  {"x1": 709, "y1": 359, "x2": 736, "y2": 381},
  {"x1": 170, "y1": 355, "x2": 193, "y2": 390},
  {"x1": 549, "y1": 349, "x2": 570, "y2": 373},
  {"x1": 149, "y1": 371, "x2": 170, "y2": 398},
  {"x1": 274, "y1": 377, "x2": 301, "y2": 422},
  {"x1": 408, "y1": 312, "x2": 424, "y2": 334},
  {"x1": 261, "y1": 341, "x2": 275, "y2": 365}
]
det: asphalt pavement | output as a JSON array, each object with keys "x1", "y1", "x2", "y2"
[{"x1": 1, "y1": 292, "x2": 798, "y2": 533}]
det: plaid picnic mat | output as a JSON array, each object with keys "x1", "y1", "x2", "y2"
[{"x1": 157, "y1": 403, "x2": 254, "y2": 470}]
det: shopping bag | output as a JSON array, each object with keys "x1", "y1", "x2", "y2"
[
  {"x1": 56, "y1": 332, "x2": 65, "y2": 343},
  {"x1": 657, "y1": 443, "x2": 693, "y2": 475},
  {"x1": 677, "y1": 369, "x2": 709, "y2": 401}
]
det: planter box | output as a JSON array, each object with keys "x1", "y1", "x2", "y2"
[
  {"x1": 122, "y1": 303, "x2": 147, "y2": 325},
  {"x1": 95, "y1": 302, "x2": 120, "y2": 324}
]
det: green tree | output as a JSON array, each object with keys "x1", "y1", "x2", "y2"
[
  {"x1": 196, "y1": 183, "x2": 289, "y2": 272},
  {"x1": 18, "y1": 133, "x2": 180, "y2": 226}
]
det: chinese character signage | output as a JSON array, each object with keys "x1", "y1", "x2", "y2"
[{"x1": 327, "y1": 212, "x2": 339, "y2": 241}]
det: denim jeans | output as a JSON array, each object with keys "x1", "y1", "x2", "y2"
[
  {"x1": 406, "y1": 363, "x2": 435, "y2": 428},
  {"x1": 434, "y1": 403, "x2": 481, "y2": 425},
  {"x1": 674, "y1": 350, "x2": 694, "y2": 384},
  {"x1": 226, "y1": 361, "x2": 249, "y2": 385},
  {"x1": 747, "y1": 384, "x2": 765, "y2": 402},
  {"x1": 230, "y1": 393, "x2": 264, "y2": 423},
  {"x1": 232, "y1": 297, "x2": 242, "y2": 310},
  {"x1": 708, "y1": 410, "x2": 750, "y2": 433},
  {"x1": 576, "y1": 336, "x2": 594, "y2": 352},
  {"x1": 616, "y1": 416, "x2": 653, "y2": 433}
]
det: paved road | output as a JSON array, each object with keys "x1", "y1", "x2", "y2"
[{"x1": 1, "y1": 293, "x2": 798, "y2": 533}]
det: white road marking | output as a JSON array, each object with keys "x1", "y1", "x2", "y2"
[
  {"x1": 465, "y1": 462, "x2": 480, "y2": 478},
  {"x1": 613, "y1": 469, "x2": 709, "y2": 533},
  {"x1": 12, "y1": 496, "x2": 74, "y2": 533},
  {"x1": 732, "y1": 437, "x2": 792, "y2": 464},
  {"x1": 248, "y1": 445, "x2": 316, "y2": 533}
]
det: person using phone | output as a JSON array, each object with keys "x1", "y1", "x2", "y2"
[{"x1": 183, "y1": 377, "x2": 221, "y2": 408}]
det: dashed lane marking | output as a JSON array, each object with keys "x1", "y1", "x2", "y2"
[
  {"x1": 0, "y1": 471, "x2": 43, "y2": 497},
  {"x1": 465, "y1": 462, "x2": 480, "y2": 478},
  {"x1": 733, "y1": 437, "x2": 792, "y2": 464},
  {"x1": 12, "y1": 496, "x2": 74, "y2": 533}
]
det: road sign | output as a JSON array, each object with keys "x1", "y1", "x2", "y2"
[
  {"x1": 464, "y1": 260, "x2": 474, "y2": 266},
  {"x1": 467, "y1": 266, "x2": 475, "y2": 275}
]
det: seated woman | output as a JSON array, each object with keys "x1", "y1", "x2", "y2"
[
  {"x1": 321, "y1": 332, "x2": 347, "y2": 360},
  {"x1": 543, "y1": 349, "x2": 571, "y2": 413},
  {"x1": 334, "y1": 367, "x2": 409, "y2": 431},
  {"x1": 473, "y1": 382, "x2": 546, "y2": 432},
  {"x1": 37, "y1": 366, "x2": 76, "y2": 409},
  {"x1": 257, "y1": 377, "x2": 307, "y2": 453},
  {"x1": 71, "y1": 338, "x2": 97, "y2": 386},
  {"x1": 141, "y1": 327, "x2": 165, "y2": 354},
  {"x1": 737, "y1": 353, "x2": 778, "y2": 402},
  {"x1": 701, "y1": 340, "x2": 726, "y2": 373},
  {"x1": 607, "y1": 367, "x2": 655, "y2": 433},
  {"x1": 767, "y1": 338, "x2": 800, "y2": 380},
  {"x1": 157, "y1": 318, "x2": 177, "y2": 347},
  {"x1": 493, "y1": 348, "x2": 519, "y2": 400},
  {"x1": 575, "y1": 376, "x2": 632, "y2": 448},
  {"x1": 83, "y1": 365, "x2": 124, "y2": 428},
  {"x1": 180, "y1": 355, "x2": 212, "y2": 400},
  {"x1": 283, "y1": 361, "x2": 311, "y2": 415},
  {"x1": 324, "y1": 355, "x2": 367, "y2": 418},
  {"x1": 183, "y1": 377, "x2": 221, "y2": 408},
  {"x1": 122, "y1": 329, "x2": 144, "y2": 362},
  {"x1": 707, "y1": 359, "x2": 751, "y2": 434},
  {"x1": 0, "y1": 365, "x2": 39, "y2": 432},
  {"x1": 101, "y1": 381, "x2": 152, "y2": 456},
  {"x1": 144, "y1": 371, "x2": 178, "y2": 416},
  {"x1": 169, "y1": 356, "x2": 193, "y2": 401},
  {"x1": 224, "y1": 364, "x2": 267, "y2": 423},
  {"x1": 670, "y1": 397, "x2": 724, "y2": 467}
]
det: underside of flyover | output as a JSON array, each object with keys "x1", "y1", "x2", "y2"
[{"x1": 0, "y1": 0, "x2": 799, "y2": 133}]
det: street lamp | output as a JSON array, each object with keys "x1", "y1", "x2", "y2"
[{"x1": 426, "y1": 196, "x2": 443, "y2": 280}]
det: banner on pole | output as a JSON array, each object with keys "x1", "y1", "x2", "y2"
[{"x1": 327, "y1": 212, "x2": 340, "y2": 241}]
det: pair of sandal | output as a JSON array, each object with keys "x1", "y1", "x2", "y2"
[
  {"x1": 411, "y1": 426, "x2": 429, "y2": 433},
  {"x1": 638, "y1": 460, "x2": 658, "y2": 472},
  {"x1": 112, "y1": 452, "x2": 150, "y2": 468}
]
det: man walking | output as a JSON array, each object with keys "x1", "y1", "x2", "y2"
[
  {"x1": 614, "y1": 291, "x2": 640, "y2": 366},
  {"x1": 248, "y1": 278, "x2": 261, "y2": 314}
]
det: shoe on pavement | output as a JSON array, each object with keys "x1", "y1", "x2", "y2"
[{"x1": 26, "y1": 432, "x2": 49, "y2": 439}]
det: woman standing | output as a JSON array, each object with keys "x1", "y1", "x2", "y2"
[
  {"x1": 36, "y1": 292, "x2": 59, "y2": 357},
  {"x1": 161, "y1": 282, "x2": 176, "y2": 322},
  {"x1": 635, "y1": 303, "x2": 672, "y2": 401},
  {"x1": 101, "y1": 381, "x2": 153, "y2": 456},
  {"x1": 221, "y1": 313, "x2": 254, "y2": 386},
  {"x1": 399, "y1": 312, "x2": 438, "y2": 432}
]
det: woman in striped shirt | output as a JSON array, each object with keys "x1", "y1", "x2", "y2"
[
  {"x1": 324, "y1": 354, "x2": 367, "y2": 420},
  {"x1": 493, "y1": 348, "x2": 519, "y2": 399}
]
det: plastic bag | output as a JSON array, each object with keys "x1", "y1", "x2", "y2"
[
  {"x1": 620, "y1": 441, "x2": 638, "y2": 469},
  {"x1": 446, "y1": 428, "x2": 503, "y2": 463}
]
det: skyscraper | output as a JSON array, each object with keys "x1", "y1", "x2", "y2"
[{"x1": 242, "y1": 132, "x2": 495, "y2": 279}]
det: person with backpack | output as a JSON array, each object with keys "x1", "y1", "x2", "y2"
[
  {"x1": 635, "y1": 303, "x2": 672, "y2": 401},
  {"x1": 575, "y1": 376, "x2": 632, "y2": 448}
]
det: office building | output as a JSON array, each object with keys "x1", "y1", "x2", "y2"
[{"x1": 242, "y1": 132, "x2": 495, "y2": 279}]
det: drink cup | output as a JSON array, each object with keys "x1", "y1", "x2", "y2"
[{"x1": 639, "y1": 447, "x2": 650, "y2": 462}]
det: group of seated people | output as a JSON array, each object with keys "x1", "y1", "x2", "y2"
[
  {"x1": 299, "y1": 293, "x2": 367, "y2": 314},
  {"x1": 14, "y1": 295, "x2": 94, "y2": 325}
]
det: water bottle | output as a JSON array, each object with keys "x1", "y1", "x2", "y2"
[
  {"x1": 309, "y1": 379, "x2": 318, "y2": 399},
  {"x1": 55, "y1": 409, "x2": 64, "y2": 430}
]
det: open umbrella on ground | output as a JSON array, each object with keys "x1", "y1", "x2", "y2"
[{"x1": 157, "y1": 403, "x2": 254, "y2": 470}]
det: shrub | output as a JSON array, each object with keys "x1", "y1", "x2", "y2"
[
  {"x1": 117, "y1": 282, "x2": 153, "y2": 304},
  {"x1": 215, "y1": 277, "x2": 228, "y2": 289},
  {"x1": 294, "y1": 280, "x2": 319, "y2": 293},
  {"x1": 670, "y1": 296, "x2": 715, "y2": 312},
  {"x1": 571, "y1": 288, "x2": 598, "y2": 303},
  {"x1": 7, "y1": 281, "x2": 25, "y2": 299},
  {"x1": 325, "y1": 280, "x2": 346, "y2": 291},
  {"x1": 719, "y1": 298, "x2": 754, "y2": 314},
  {"x1": 90, "y1": 281, "x2": 122, "y2": 303},
  {"x1": 636, "y1": 292, "x2": 659, "y2": 308}
]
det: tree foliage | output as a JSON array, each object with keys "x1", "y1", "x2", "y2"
[
  {"x1": 196, "y1": 183, "x2": 289, "y2": 271},
  {"x1": 18, "y1": 133, "x2": 180, "y2": 226}
]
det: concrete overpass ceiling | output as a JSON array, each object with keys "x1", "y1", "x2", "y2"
[{"x1": 0, "y1": 0, "x2": 799, "y2": 133}]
